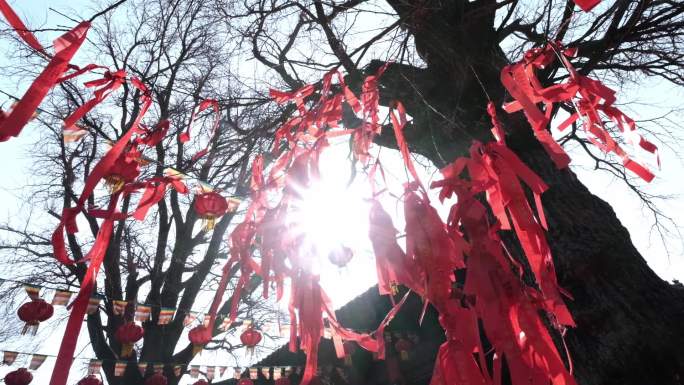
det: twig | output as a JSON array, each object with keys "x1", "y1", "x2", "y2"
[{"x1": 88, "y1": 0, "x2": 129, "y2": 22}]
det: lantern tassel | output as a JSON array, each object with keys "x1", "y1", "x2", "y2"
[
  {"x1": 192, "y1": 344, "x2": 204, "y2": 356},
  {"x1": 22, "y1": 322, "x2": 39, "y2": 335},
  {"x1": 203, "y1": 216, "x2": 216, "y2": 231},
  {"x1": 121, "y1": 343, "x2": 133, "y2": 357},
  {"x1": 104, "y1": 175, "x2": 125, "y2": 193}
]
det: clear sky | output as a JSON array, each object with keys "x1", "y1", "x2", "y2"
[{"x1": 0, "y1": 1, "x2": 682, "y2": 385}]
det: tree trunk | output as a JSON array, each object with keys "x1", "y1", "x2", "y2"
[
  {"x1": 508, "y1": 128, "x2": 684, "y2": 385},
  {"x1": 363, "y1": 2, "x2": 684, "y2": 382}
]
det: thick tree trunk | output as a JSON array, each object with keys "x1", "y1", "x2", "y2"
[
  {"x1": 508, "y1": 128, "x2": 684, "y2": 385},
  {"x1": 365, "y1": 2, "x2": 684, "y2": 383},
  {"x1": 368, "y1": 58, "x2": 684, "y2": 385}
]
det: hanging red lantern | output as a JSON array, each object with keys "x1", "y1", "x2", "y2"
[
  {"x1": 193, "y1": 380, "x2": 209, "y2": 385},
  {"x1": 343, "y1": 340, "x2": 356, "y2": 366},
  {"x1": 328, "y1": 245, "x2": 353, "y2": 267},
  {"x1": 188, "y1": 325, "x2": 212, "y2": 355},
  {"x1": 76, "y1": 375, "x2": 102, "y2": 385},
  {"x1": 240, "y1": 326, "x2": 262, "y2": 356},
  {"x1": 394, "y1": 338, "x2": 412, "y2": 361},
  {"x1": 115, "y1": 321, "x2": 144, "y2": 357},
  {"x1": 145, "y1": 374, "x2": 167, "y2": 385},
  {"x1": 194, "y1": 191, "x2": 229, "y2": 230},
  {"x1": 17, "y1": 299, "x2": 54, "y2": 335},
  {"x1": 237, "y1": 379, "x2": 254, "y2": 385},
  {"x1": 4, "y1": 368, "x2": 32, "y2": 385}
]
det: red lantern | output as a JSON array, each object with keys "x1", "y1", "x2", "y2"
[
  {"x1": 394, "y1": 338, "x2": 412, "y2": 361},
  {"x1": 76, "y1": 375, "x2": 102, "y2": 385},
  {"x1": 237, "y1": 379, "x2": 254, "y2": 385},
  {"x1": 328, "y1": 245, "x2": 353, "y2": 267},
  {"x1": 188, "y1": 325, "x2": 212, "y2": 355},
  {"x1": 343, "y1": 340, "x2": 357, "y2": 366},
  {"x1": 240, "y1": 327, "x2": 262, "y2": 356},
  {"x1": 115, "y1": 322, "x2": 144, "y2": 357},
  {"x1": 240, "y1": 327, "x2": 262, "y2": 347},
  {"x1": 4, "y1": 368, "x2": 32, "y2": 385},
  {"x1": 145, "y1": 374, "x2": 167, "y2": 385},
  {"x1": 194, "y1": 191, "x2": 229, "y2": 230},
  {"x1": 193, "y1": 380, "x2": 209, "y2": 385},
  {"x1": 17, "y1": 299, "x2": 54, "y2": 335}
]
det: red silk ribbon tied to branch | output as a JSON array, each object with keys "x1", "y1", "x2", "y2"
[
  {"x1": 431, "y1": 149, "x2": 576, "y2": 385},
  {"x1": 501, "y1": 42, "x2": 657, "y2": 181},
  {"x1": 62, "y1": 69, "x2": 127, "y2": 130},
  {"x1": 0, "y1": 0, "x2": 48, "y2": 54},
  {"x1": 0, "y1": 16, "x2": 91, "y2": 141},
  {"x1": 179, "y1": 99, "x2": 221, "y2": 161}
]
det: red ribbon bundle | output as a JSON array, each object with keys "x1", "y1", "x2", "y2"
[{"x1": 432, "y1": 158, "x2": 576, "y2": 385}]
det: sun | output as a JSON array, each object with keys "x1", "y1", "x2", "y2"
[{"x1": 285, "y1": 145, "x2": 372, "y2": 276}]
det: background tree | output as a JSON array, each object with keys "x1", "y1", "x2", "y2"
[
  {"x1": 0, "y1": 1, "x2": 285, "y2": 384},
  {"x1": 215, "y1": 1, "x2": 684, "y2": 384}
]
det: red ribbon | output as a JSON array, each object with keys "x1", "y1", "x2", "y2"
[
  {"x1": 0, "y1": 0, "x2": 47, "y2": 54},
  {"x1": 63, "y1": 69, "x2": 127, "y2": 130},
  {"x1": 49, "y1": 194, "x2": 119, "y2": 385},
  {"x1": 179, "y1": 99, "x2": 221, "y2": 162},
  {"x1": 0, "y1": 21, "x2": 90, "y2": 142}
]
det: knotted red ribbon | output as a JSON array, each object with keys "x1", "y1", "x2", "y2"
[
  {"x1": 501, "y1": 42, "x2": 657, "y2": 180},
  {"x1": 62, "y1": 69, "x2": 127, "y2": 130}
]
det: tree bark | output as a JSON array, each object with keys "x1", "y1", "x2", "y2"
[
  {"x1": 365, "y1": 33, "x2": 684, "y2": 385},
  {"x1": 355, "y1": 2, "x2": 684, "y2": 383},
  {"x1": 508, "y1": 127, "x2": 684, "y2": 385}
]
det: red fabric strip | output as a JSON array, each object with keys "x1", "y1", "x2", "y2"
[
  {"x1": 0, "y1": 0, "x2": 47, "y2": 53},
  {"x1": 63, "y1": 69, "x2": 127, "y2": 129},
  {"x1": 0, "y1": 21, "x2": 90, "y2": 141},
  {"x1": 49, "y1": 194, "x2": 119, "y2": 385}
]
